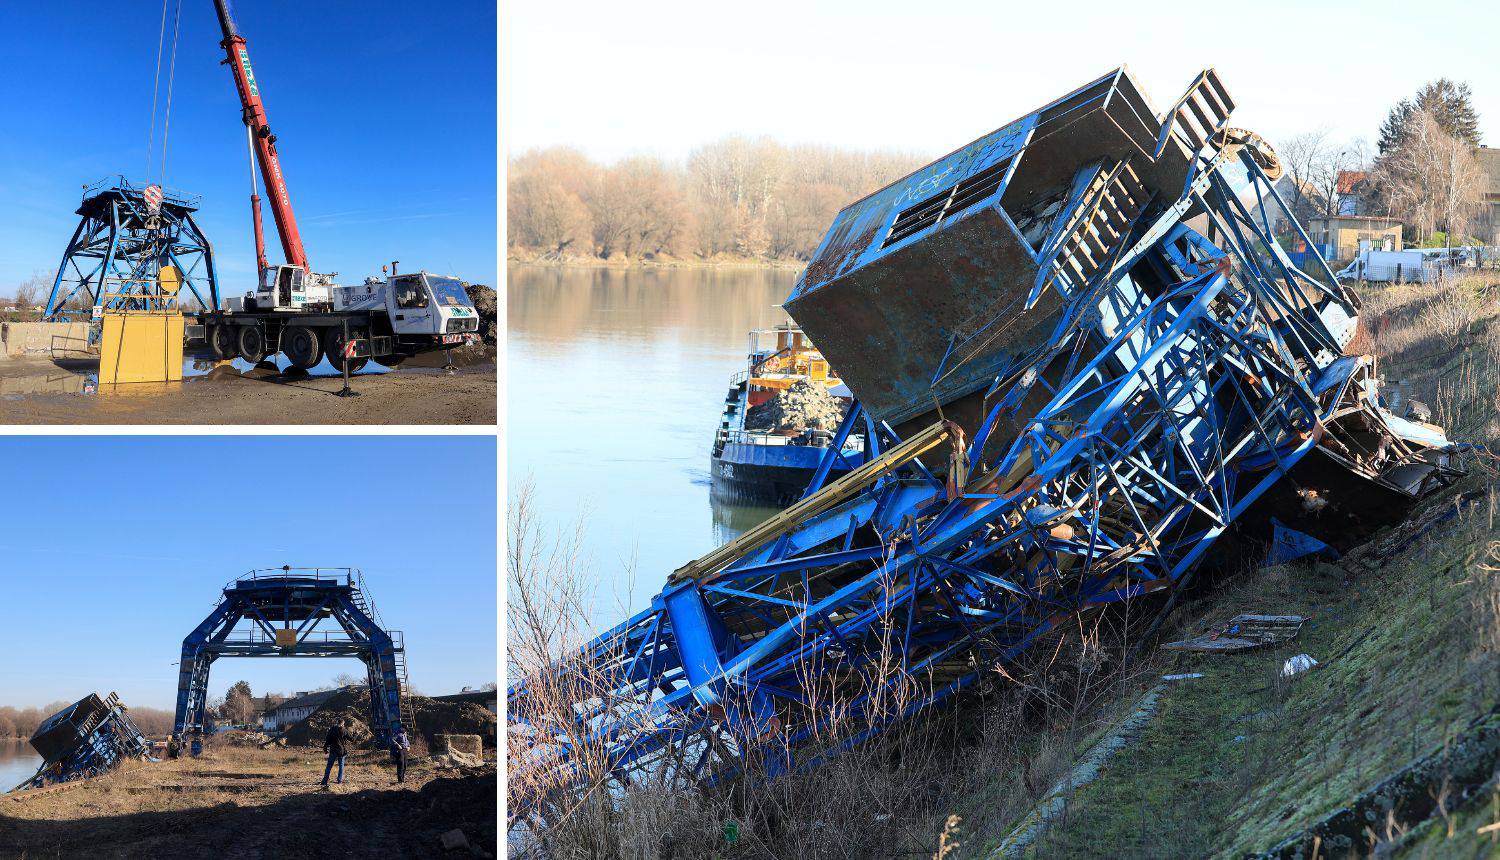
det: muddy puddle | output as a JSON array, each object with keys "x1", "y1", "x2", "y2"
[{"x1": 0, "y1": 347, "x2": 490, "y2": 398}]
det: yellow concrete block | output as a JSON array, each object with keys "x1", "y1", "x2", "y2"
[{"x1": 99, "y1": 313, "x2": 184, "y2": 384}]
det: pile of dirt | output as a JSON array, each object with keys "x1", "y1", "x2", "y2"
[
  {"x1": 410, "y1": 699, "x2": 497, "y2": 754},
  {"x1": 280, "y1": 689, "x2": 375, "y2": 749},
  {"x1": 745, "y1": 379, "x2": 847, "y2": 433},
  {"x1": 280, "y1": 689, "x2": 496, "y2": 754},
  {"x1": 467, "y1": 283, "x2": 497, "y2": 346}
]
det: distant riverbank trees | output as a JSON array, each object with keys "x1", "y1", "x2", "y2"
[
  {"x1": 0, "y1": 703, "x2": 175, "y2": 741},
  {"x1": 507, "y1": 138, "x2": 925, "y2": 264}
]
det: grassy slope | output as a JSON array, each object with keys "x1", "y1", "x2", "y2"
[
  {"x1": 962, "y1": 277, "x2": 1500, "y2": 859},
  {"x1": 1029, "y1": 499, "x2": 1497, "y2": 858}
]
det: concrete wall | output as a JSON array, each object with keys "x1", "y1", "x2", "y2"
[
  {"x1": 437, "y1": 733, "x2": 484, "y2": 757},
  {"x1": 0, "y1": 321, "x2": 93, "y2": 360}
]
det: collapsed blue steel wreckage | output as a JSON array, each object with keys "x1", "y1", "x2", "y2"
[
  {"x1": 508, "y1": 68, "x2": 1465, "y2": 816},
  {"x1": 13, "y1": 693, "x2": 155, "y2": 791}
]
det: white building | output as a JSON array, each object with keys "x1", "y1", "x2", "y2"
[{"x1": 260, "y1": 688, "x2": 349, "y2": 732}]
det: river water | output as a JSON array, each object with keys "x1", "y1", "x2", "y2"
[
  {"x1": 0, "y1": 740, "x2": 41, "y2": 792},
  {"x1": 506, "y1": 264, "x2": 797, "y2": 633}
]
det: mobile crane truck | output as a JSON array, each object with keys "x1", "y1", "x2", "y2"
[{"x1": 188, "y1": 0, "x2": 481, "y2": 372}]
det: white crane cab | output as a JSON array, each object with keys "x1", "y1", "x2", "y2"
[
  {"x1": 233, "y1": 264, "x2": 334, "y2": 312},
  {"x1": 334, "y1": 272, "x2": 479, "y2": 338}
]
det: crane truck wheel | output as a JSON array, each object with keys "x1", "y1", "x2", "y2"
[
  {"x1": 282, "y1": 326, "x2": 321, "y2": 370},
  {"x1": 324, "y1": 328, "x2": 369, "y2": 374},
  {"x1": 209, "y1": 325, "x2": 236, "y2": 360},
  {"x1": 237, "y1": 325, "x2": 268, "y2": 364}
]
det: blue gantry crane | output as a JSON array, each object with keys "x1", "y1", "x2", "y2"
[
  {"x1": 44, "y1": 176, "x2": 219, "y2": 321},
  {"x1": 507, "y1": 68, "x2": 1462, "y2": 814},
  {"x1": 172, "y1": 567, "x2": 413, "y2": 753}
]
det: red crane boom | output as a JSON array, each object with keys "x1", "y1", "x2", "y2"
[{"x1": 213, "y1": 0, "x2": 309, "y2": 277}]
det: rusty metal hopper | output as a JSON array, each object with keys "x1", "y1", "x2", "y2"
[{"x1": 786, "y1": 67, "x2": 1232, "y2": 431}]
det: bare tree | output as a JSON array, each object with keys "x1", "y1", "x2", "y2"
[
  {"x1": 222, "y1": 680, "x2": 256, "y2": 725},
  {"x1": 13, "y1": 270, "x2": 54, "y2": 309},
  {"x1": 1372, "y1": 110, "x2": 1485, "y2": 244},
  {"x1": 1279, "y1": 132, "x2": 1369, "y2": 221},
  {"x1": 509, "y1": 149, "x2": 596, "y2": 258},
  {"x1": 1279, "y1": 131, "x2": 1333, "y2": 221}
]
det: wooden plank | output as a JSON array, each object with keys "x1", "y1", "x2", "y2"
[{"x1": 669, "y1": 421, "x2": 954, "y2": 584}]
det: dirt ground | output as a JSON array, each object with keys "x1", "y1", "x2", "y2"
[
  {"x1": 0, "y1": 353, "x2": 496, "y2": 425},
  {"x1": 0, "y1": 745, "x2": 496, "y2": 858}
]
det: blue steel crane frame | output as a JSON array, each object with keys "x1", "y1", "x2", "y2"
[
  {"x1": 44, "y1": 176, "x2": 220, "y2": 320},
  {"x1": 172, "y1": 568, "x2": 407, "y2": 750},
  {"x1": 508, "y1": 70, "x2": 1459, "y2": 813}
]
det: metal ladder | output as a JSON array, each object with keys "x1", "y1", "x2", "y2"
[
  {"x1": 392, "y1": 642, "x2": 416, "y2": 734},
  {"x1": 1038, "y1": 160, "x2": 1150, "y2": 300},
  {"x1": 1153, "y1": 68, "x2": 1234, "y2": 159},
  {"x1": 349, "y1": 576, "x2": 414, "y2": 734}
]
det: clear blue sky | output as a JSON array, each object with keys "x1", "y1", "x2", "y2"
[
  {"x1": 0, "y1": 0, "x2": 497, "y2": 294},
  {"x1": 0, "y1": 436, "x2": 496, "y2": 711},
  {"x1": 507, "y1": 0, "x2": 1500, "y2": 162}
]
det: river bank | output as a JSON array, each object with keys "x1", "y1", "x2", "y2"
[
  {"x1": 507, "y1": 252, "x2": 804, "y2": 271},
  {"x1": 1, "y1": 744, "x2": 496, "y2": 857}
]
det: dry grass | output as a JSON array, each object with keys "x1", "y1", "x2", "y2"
[
  {"x1": 2, "y1": 742, "x2": 496, "y2": 857},
  {"x1": 1473, "y1": 536, "x2": 1500, "y2": 659},
  {"x1": 1360, "y1": 272, "x2": 1500, "y2": 443}
]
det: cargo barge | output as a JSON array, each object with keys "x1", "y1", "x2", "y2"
[{"x1": 710, "y1": 325, "x2": 865, "y2": 505}]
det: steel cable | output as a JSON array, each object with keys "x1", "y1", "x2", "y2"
[{"x1": 144, "y1": 0, "x2": 170, "y2": 180}]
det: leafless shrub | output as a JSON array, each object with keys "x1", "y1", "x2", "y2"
[
  {"x1": 1472, "y1": 539, "x2": 1500, "y2": 659},
  {"x1": 507, "y1": 487, "x2": 976, "y2": 859},
  {"x1": 1417, "y1": 275, "x2": 1487, "y2": 341}
]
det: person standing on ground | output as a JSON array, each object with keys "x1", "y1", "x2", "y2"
[
  {"x1": 389, "y1": 725, "x2": 410, "y2": 784},
  {"x1": 321, "y1": 719, "x2": 348, "y2": 787}
]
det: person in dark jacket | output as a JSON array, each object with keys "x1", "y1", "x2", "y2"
[
  {"x1": 389, "y1": 725, "x2": 410, "y2": 784},
  {"x1": 321, "y1": 720, "x2": 348, "y2": 786}
]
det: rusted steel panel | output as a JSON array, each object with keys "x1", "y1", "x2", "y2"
[{"x1": 787, "y1": 67, "x2": 1197, "y2": 429}]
